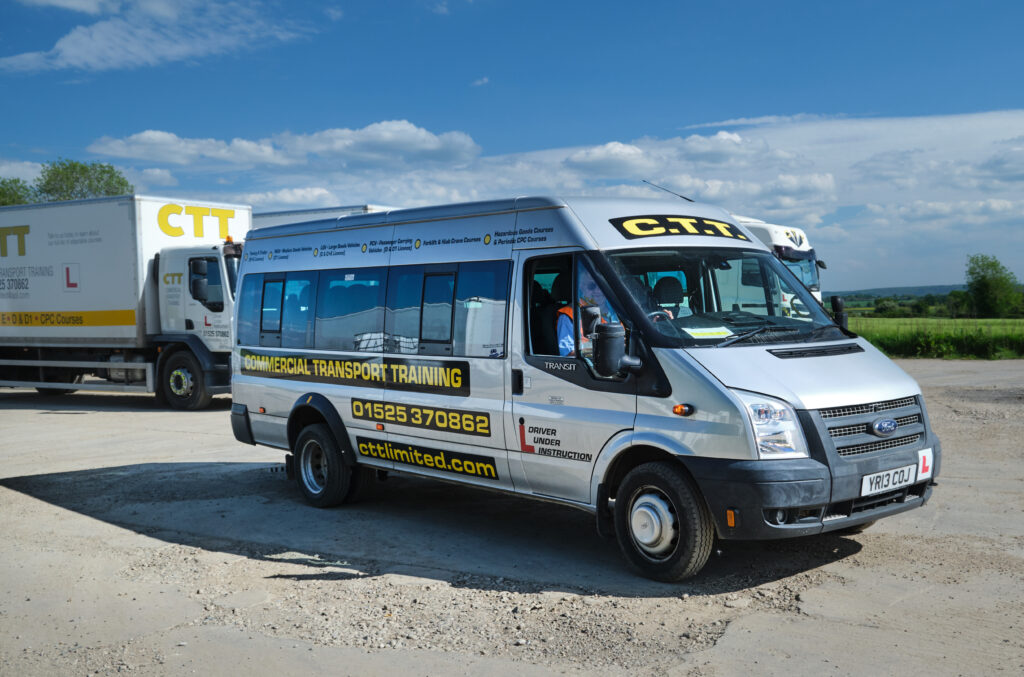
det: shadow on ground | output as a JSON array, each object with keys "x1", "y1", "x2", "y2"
[{"x1": 1, "y1": 460, "x2": 861, "y2": 598}]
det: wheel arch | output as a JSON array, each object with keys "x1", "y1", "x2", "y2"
[{"x1": 287, "y1": 393, "x2": 355, "y2": 466}]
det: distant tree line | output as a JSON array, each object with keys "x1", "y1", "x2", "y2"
[
  {"x1": 0, "y1": 158, "x2": 133, "y2": 206},
  {"x1": 850, "y1": 254, "x2": 1023, "y2": 319}
]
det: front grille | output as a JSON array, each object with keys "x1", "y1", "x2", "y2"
[
  {"x1": 828, "y1": 414, "x2": 921, "y2": 439},
  {"x1": 812, "y1": 395, "x2": 925, "y2": 461},
  {"x1": 819, "y1": 396, "x2": 916, "y2": 420},
  {"x1": 837, "y1": 433, "x2": 921, "y2": 457}
]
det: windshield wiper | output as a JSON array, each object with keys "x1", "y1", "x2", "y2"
[{"x1": 717, "y1": 325, "x2": 799, "y2": 348}]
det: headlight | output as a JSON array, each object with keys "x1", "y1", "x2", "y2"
[{"x1": 734, "y1": 390, "x2": 809, "y2": 460}]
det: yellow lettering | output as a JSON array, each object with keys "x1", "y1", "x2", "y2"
[
  {"x1": 450, "y1": 368, "x2": 462, "y2": 389},
  {"x1": 158, "y1": 204, "x2": 184, "y2": 237},
  {"x1": 210, "y1": 208, "x2": 234, "y2": 239},
  {"x1": 0, "y1": 225, "x2": 30, "y2": 257},
  {"x1": 622, "y1": 218, "x2": 665, "y2": 237},
  {"x1": 666, "y1": 217, "x2": 701, "y2": 234},
  {"x1": 184, "y1": 206, "x2": 211, "y2": 237}
]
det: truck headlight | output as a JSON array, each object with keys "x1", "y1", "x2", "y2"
[{"x1": 734, "y1": 390, "x2": 809, "y2": 460}]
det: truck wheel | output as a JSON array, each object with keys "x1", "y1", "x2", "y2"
[
  {"x1": 295, "y1": 424, "x2": 353, "y2": 508},
  {"x1": 161, "y1": 351, "x2": 211, "y2": 410},
  {"x1": 614, "y1": 462, "x2": 714, "y2": 581}
]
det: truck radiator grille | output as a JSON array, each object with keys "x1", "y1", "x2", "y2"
[
  {"x1": 819, "y1": 396, "x2": 917, "y2": 420},
  {"x1": 829, "y1": 414, "x2": 921, "y2": 439},
  {"x1": 836, "y1": 434, "x2": 921, "y2": 457}
]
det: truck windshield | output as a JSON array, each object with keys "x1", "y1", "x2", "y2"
[
  {"x1": 779, "y1": 252, "x2": 819, "y2": 290},
  {"x1": 224, "y1": 254, "x2": 239, "y2": 299},
  {"x1": 605, "y1": 247, "x2": 843, "y2": 347}
]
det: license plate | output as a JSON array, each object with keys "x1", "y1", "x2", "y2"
[{"x1": 861, "y1": 464, "x2": 917, "y2": 497}]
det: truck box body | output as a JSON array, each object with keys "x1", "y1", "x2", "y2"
[{"x1": 0, "y1": 195, "x2": 251, "y2": 348}]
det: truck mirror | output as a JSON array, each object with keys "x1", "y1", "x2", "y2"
[
  {"x1": 830, "y1": 295, "x2": 848, "y2": 330},
  {"x1": 593, "y1": 323, "x2": 641, "y2": 377},
  {"x1": 817, "y1": 259, "x2": 827, "y2": 270},
  {"x1": 190, "y1": 258, "x2": 208, "y2": 276},
  {"x1": 581, "y1": 305, "x2": 602, "y2": 337},
  {"x1": 191, "y1": 277, "x2": 208, "y2": 302}
]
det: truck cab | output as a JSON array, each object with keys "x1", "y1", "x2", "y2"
[{"x1": 733, "y1": 215, "x2": 825, "y2": 304}]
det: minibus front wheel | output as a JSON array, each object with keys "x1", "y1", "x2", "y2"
[
  {"x1": 614, "y1": 462, "x2": 714, "y2": 581},
  {"x1": 295, "y1": 424, "x2": 355, "y2": 508}
]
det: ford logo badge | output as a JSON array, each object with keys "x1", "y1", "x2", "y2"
[{"x1": 871, "y1": 418, "x2": 898, "y2": 437}]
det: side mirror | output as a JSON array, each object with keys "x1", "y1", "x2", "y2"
[
  {"x1": 580, "y1": 305, "x2": 602, "y2": 337},
  {"x1": 190, "y1": 258, "x2": 208, "y2": 276},
  {"x1": 190, "y1": 277, "x2": 208, "y2": 302},
  {"x1": 816, "y1": 259, "x2": 827, "y2": 270},
  {"x1": 830, "y1": 295, "x2": 848, "y2": 330},
  {"x1": 593, "y1": 323, "x2": 641, "y2": 378}
]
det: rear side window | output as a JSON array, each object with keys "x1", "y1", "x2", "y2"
[
  {"x1": 281, "y1": 272, "x2": 318, "y2": 348},
  {"x1": 315, "y1": 267, "x2": 387, "y2": 351},
  {"x1": 454, "y1": 260, "x2": 511, "y2": 357},
  {"x1": 261, "y1": 280, "x2": 284, "y2": 333},
  {"x1": 235, "y1": 274, "x2": 262, "y2": 346},
  {"x1": 385, "y1": 266, "x2": 424, "y2": 354}
]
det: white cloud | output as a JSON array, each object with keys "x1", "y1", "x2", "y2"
[
  {"x1": 1, "y1": 1, "x2": 304, "y2": 72},
  {"x1": 88, "y1": 130, "x2": 292, "y2": 166},
  {"x1": 16, "y1": 0, "x2": 121, "y2": 14},
  {"x1": 472, "y1": 76, "x2": 489, "y2": 87},
  {"x1": 77, "y1": 110, "x2": 1024, "y2": 288},
  {"x1": 324, "y1": 6, "x2": 343, "y2": 21},
  {"x1": 565, "y1": 142, "x2": 654, "y2": 176},
  {"x1": 138, "y1": 167, "x2": 177, "y2": 187},
  {"x1": 0, "y1": 159, "x2": 43, "y2": 182},
  {"x1": 684, "y1": 114, "x2": 832, "y2": 130},
  {"x1": 237, "y1": 187, "x2": 337, "y2": 207}
]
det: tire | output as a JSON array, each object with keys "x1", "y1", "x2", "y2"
[
  {"x1": 613, "y1": 461, "x2": 714, "y2": 582},
  {"x1": 295, "y1": 424, "x2": 354, "y2": 508},
  {"x1": 160, "y1": 351, "x2": 211, "y2": 410},
  {"x1": 344, "y1": 466, "x2": 377, "y2": 503}
]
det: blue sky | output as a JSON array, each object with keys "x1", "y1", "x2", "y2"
[{"x1": 2, "y1": 0, "x2": 1023, "y2": 291}]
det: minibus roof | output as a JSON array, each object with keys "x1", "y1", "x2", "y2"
[{"x1": 244, "y1": 196, "x2": 769, "y2": 252}]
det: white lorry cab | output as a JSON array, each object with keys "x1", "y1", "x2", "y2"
[
  {"x1": 733, "y1": 215, "x2": 825, "y2": 303},
  {"x1": 230, "y1": 196, "x2": 940, "y2": 581}
]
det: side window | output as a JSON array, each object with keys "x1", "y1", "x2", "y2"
[
  {"x1": 385, "y1": 266, "x2": 424, "y2": 354},
  {"x1": 420, "y1": 272, "x2": 455, "y2": 352},
  {"x1": 260, "y1": 278, "x2": 284, "y2": 347},
  {"x1": 281, "y1": 271, "x2": 318, "y2": 349},
  {"x1": 524, "y1": 254, "x2": 573, "y2": 357},
  {"x1": 453, "y1": 260, "x2": 511, "y2": 358},
  {"x1": 189, "y1": 257, "x2": 224, "y2": 312},
  {"x1": 235, "y1": 273, "x2": 262, "y2": 346},
  {"x1": 315, "y1": 267, "x2": 387, "y2": 351},
  {"x1": 574, "y1": 259, "x2": 623, "y2": 366}
]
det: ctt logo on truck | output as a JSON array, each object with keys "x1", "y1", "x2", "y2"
[
  {"x1": 158, "y1": 204, "x2": 236, "y2": 239},
  {"x1": 0, "y1": 225, "x2": 30, "y2": 257}
]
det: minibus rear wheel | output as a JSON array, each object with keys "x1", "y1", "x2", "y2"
[
  {"x1": 295, "y1": 424, "x2": 353, "y2": 508},
  {"x1": 614, "y1": 461, "x2": 714, "y2": 581}
]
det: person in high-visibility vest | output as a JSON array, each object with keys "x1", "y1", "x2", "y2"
[{"x1": 557, "y1": 267, "x2": 617, "y2": 357}]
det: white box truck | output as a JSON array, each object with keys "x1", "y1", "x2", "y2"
[
  {"x1": 0, "y1": 195, "x2": 251, "y2": 409},
  {"x1": 732, "y1": 215, "x2": 826, "y2": 302}
]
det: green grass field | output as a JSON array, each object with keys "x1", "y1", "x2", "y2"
[{"x1": 849, "y1": 317, "x2": 1024, "y2": 359}]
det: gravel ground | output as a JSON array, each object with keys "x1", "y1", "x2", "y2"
[{"x1": 1, "y1": 359, "x2": 1022, "y2": 676}]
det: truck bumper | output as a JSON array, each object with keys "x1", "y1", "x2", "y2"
[
  {"x1": 231, "y1": 403, "x2": 255, "y2": 445},
  {"x1": 683, "y1": 438, "x2": 940, "y2": 540}
]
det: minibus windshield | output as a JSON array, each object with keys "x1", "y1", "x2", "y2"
[{"x1": 605, "y1": 247, "x2": 843, "y2": 347}]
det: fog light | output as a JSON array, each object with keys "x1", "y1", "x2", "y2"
[{"x1": 773, "y1": 509, "x2": 788, "y2": 524}]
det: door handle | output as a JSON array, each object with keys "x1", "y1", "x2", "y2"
[{"x1": 511, "y1": 369, "x2": 524, "y2": 395}]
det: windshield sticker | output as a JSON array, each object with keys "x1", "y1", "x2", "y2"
[
  {"x1": 609, "y1": 215, "x2": 749, "y2": 241},
  {"x1": 681, "y1": 326, "x2": 732, "y2": 339}
]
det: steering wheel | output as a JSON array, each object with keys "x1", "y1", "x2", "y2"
[{"x1": 648, "y1": 310, "x2": 673, "y2": 323}]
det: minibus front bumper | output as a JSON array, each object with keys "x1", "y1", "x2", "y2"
[{"x1": 682, "y1": 439, "x2": 940, "y2": 540}]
